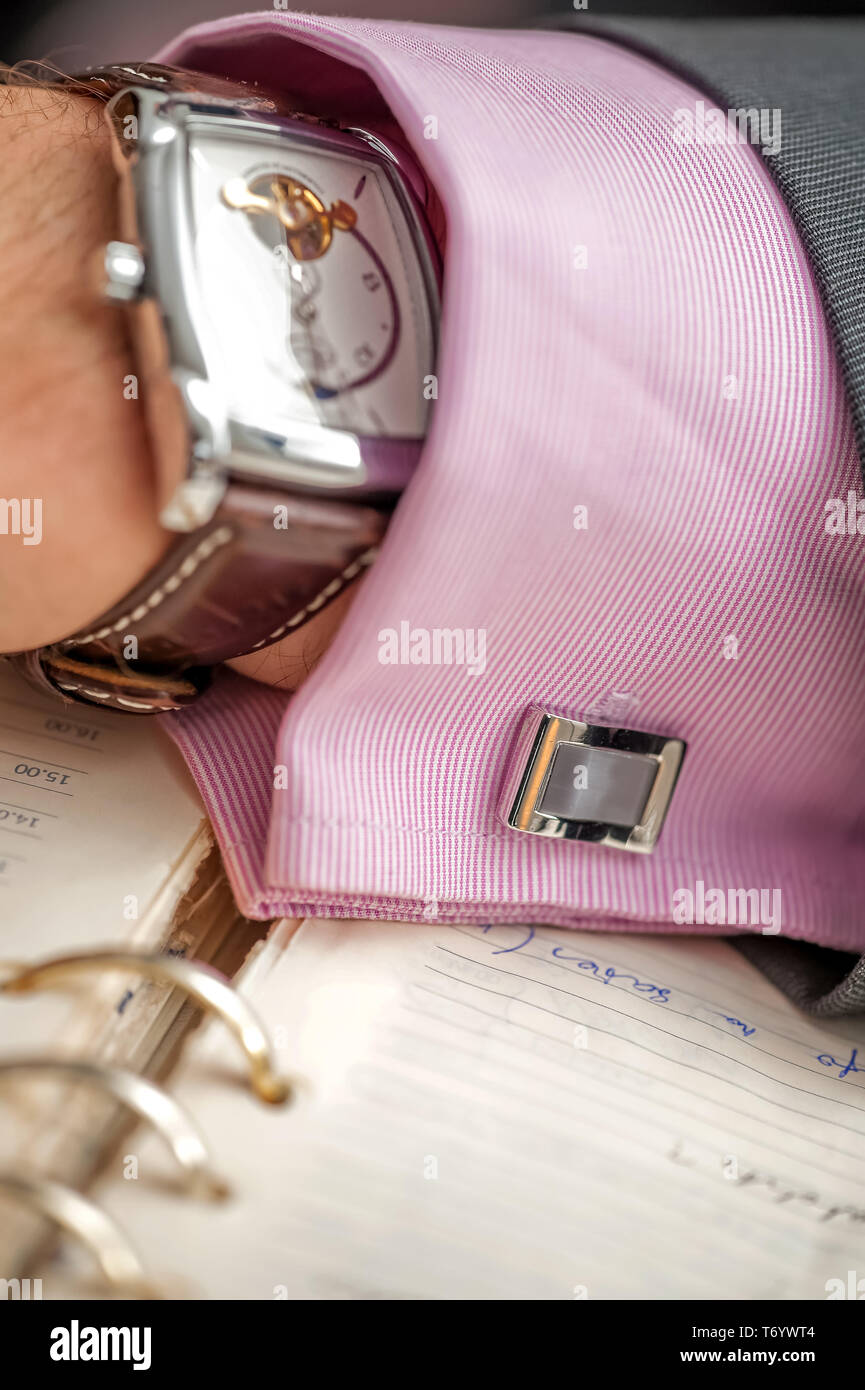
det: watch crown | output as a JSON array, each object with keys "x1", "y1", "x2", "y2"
[
  {"x1": 97, "y1": 241, "x2": 146, "y2": 302},
  {"x1": 160, "y1": 474, "x2": 228, "y2": 533}
]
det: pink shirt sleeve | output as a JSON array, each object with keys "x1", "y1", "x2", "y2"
[{"x1": 159, "y1": 13, "x2": 865, "y2": 951}]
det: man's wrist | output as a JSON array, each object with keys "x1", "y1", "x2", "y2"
[{"x1": 0, "y1": 80, "x2": 168, "y2": 654}]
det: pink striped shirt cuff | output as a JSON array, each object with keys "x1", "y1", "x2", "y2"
[{"x1": 161, "y1": 14, "x2": 865, "y2": 952}]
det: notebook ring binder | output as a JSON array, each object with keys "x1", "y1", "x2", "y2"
[
  {"x1": 0, "y1": 950, "x2": 292, "y2": 1105},
  {"x1": 0, "y1": 1059, "x2": 229, "y2": 1201},
  {"x1": 0, "y1": 1173, "x2": 156, "y2": 1297}
]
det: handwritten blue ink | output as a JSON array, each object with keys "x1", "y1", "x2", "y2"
[
  {"x1": 116, "y1": 945, "x2": 187, "y2": 1014},
  {"x1": 481, "y1": 923, "x2": 535, "y2": 954},
  {"x1": 817, "y1": 1047, "x2": 862, "y2": 1080},
  {"x1": 550, "y1": 948, "x2": 671, "y2": 1003},
  {"x1": 716, "y1": 1013, "x2": 756, "y2": 1038},
  {"x1": 478, "y1": 927, "x2": 671, "y2": 1002}
]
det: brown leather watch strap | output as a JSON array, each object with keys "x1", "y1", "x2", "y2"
[{"x1": 9, "y1": 483, "x2": 386, "y2": 714}]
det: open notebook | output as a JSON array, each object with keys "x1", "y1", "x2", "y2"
[
  {"x1": 0, "y1": 662, "x2": 265, "y2": 1282},
  {"x1": 2, "y1": 664, "x2": 865, "y2": 1299},
  {"x1": 76, "y1": 919, "x2": 865, "y2": 1300}
]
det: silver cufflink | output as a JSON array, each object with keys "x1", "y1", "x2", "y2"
[{"x1": 498, "y1": 706, "x2": 685, "y2": 854}]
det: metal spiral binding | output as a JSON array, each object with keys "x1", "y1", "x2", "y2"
[
  {"x1": 0, "y1": 948, "x2": 294, "y2": 1299},
  {"x1": 0, "y1": 1059, "x2": 229, "y2": 1200},
  {"x1": 0, "y1": 1175, "x2": 158, "y2": 1299},
  {"x1": 0, "y1": 949, "x2": 292, "y2": 1103}
]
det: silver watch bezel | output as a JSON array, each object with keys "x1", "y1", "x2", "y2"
[{"x1": 104, "y1": 85, "x2": 440, "y2": 532}]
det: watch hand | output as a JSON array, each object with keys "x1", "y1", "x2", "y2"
[
  {"x1": 221, "y1": 175, "x2": 357, "y2": 260},
  {"x1": 219, "y1": 178, "x2": 263, "y2": 212}
]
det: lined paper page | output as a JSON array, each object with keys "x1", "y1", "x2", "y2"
[
  {"x1": 0, "y1": 664, "x2": 205, "y2": 1057},
  {"x1": 92, "y1": 918, "x2": 865, "y2": 1300}
]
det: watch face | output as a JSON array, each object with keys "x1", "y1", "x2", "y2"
[{"x1": 185, "y1": 119, "x2": 437, "y2": 445}]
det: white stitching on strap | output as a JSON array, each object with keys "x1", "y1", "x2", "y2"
[
  {"x1": 57, "y1": 683, "x2": 110, "y2": 700},
  {"x1": 62, "y1": 526, "x2": 235, "y2": 647},
  {"x1": 52, "y1": 534, "x2": 377, "y2": 705},
  {"x1": 247, "y1": 546, "x2": 378, "y2": 651},
  {"x1": 56, "y1": 681, "x2": 174, "y2": 712},
  {"x1": 116, "y1": 695, "x2": 175, "y2": 711}
]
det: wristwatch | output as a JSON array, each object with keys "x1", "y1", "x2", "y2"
[{"x1": 9, "y1": 62, "x2": 442, "y2": 713}]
